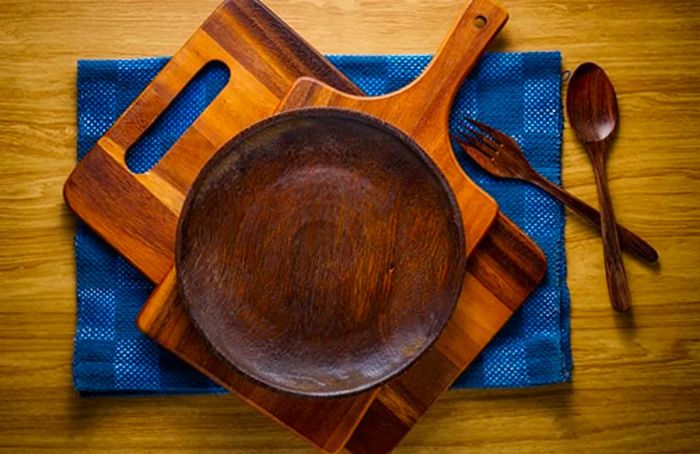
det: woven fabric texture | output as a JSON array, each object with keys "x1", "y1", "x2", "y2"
[{"x1": 74, "y1": 52, "x2": 571, "y2": 394}]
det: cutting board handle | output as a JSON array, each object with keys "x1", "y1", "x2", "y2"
[
  {"x1": 97, "y1": 52, "x2": 217, "y2": 166},
  {"x1": 395, "y1": 0, "x2": 508, "y2": 118}
]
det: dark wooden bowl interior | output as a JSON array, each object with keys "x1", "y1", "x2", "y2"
[{"x1": 176, "y1": 108, "x2": 467, "y2": 398}]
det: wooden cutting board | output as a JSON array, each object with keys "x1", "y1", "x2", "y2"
[
  {"x1": 63, "y1": 0, "x2": 499, "y2": 284},
  {"x1": 63, "y1": 0, "x2": 547, "y2": 452},
  {"x1": 64, "y1": 0, "x2": 363, "y2": 284},
  {"x1": 139, "y1": 213, "x2": 545, "y2": 453}
]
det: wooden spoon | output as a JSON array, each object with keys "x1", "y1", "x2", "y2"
[{"x1": 567, "y1": 62, "x2": 631, "y2": 312}]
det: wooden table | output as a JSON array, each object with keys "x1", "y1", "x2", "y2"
[{"x1": 1, "y1": 0, "x2": 698, "y2": 451}]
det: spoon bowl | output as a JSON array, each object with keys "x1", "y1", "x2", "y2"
[{"x1": 567, "y1": 62, "x2": 620, "y2": 143}]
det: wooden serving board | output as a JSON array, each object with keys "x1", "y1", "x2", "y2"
[
  {"x1": 63, "y1": 0, "x2": 547, "y2": 452},
  {"x1": 139, "y1": 213, "x2": 545, "y2": 453}
]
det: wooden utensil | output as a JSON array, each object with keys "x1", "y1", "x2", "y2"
[
  {"x1": 176, "y1": 108, "x2": 467, "y2": 397},
  {"x1": 567, "y1": 62, "x2": 631, "y2": 312},
  {"x1": 453, "y1": 117, "x2": 658, "y2": 263}
]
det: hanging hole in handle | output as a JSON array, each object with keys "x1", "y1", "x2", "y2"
[
  {"x1": 125, "y1": 60, "x2": 230, "y2": 173},
  {"x1": 474, "y1": 15, "x2": 487, "y2": 29},
  {"x1": 562, "y1": 69, "x2": 572, "y2": 82}
]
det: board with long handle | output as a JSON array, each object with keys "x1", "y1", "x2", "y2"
[{"x1": 271, "y1": 1, "x2": 509, "y2": 240}]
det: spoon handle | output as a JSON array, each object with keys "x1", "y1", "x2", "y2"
[
  {"x1": 588, "y1": 146, "x2": 632, "y2": 312},
  {"x1": 529, "y1": 173, "x2": 658, "y2": 263}
]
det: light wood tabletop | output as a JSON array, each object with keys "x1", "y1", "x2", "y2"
[{"x1": 1, "y1": 0, "x2": 699, "y2": 452}]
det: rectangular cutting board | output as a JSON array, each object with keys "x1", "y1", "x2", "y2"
[{"x1": 64, "y1": 0, "x2": 499, "y2": 285}]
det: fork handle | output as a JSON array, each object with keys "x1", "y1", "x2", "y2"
[{"x1": 529, "y1": 173, "x2": 658, "y2": 263}]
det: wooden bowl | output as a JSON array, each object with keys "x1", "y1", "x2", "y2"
[{"x1": 176, "y1": 108, "x2": 466, "y2": 398}]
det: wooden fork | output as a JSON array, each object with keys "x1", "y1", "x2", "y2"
[{"x1": 453, "y1": 118, "x2": 658, "y2": 263}]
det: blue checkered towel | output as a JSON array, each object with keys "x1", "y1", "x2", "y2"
[{"x1": 73, "y1": 52, "x2": 571, "y2": 394}]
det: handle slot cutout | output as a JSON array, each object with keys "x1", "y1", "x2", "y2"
[{"x1": 125, "y1": 60, "x2": 230, "y2": 173}]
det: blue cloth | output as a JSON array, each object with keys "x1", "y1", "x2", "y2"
[{"x1": 74, "y1": 52, "x2": 571, "y2": 394}]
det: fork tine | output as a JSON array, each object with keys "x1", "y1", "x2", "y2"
[
  {"x1": 453, "y1": 132, "x2": 477, "y2": 152},
  {"x1": 460, "y1": 124, "x2": 500, "y2": 152},
  {"x1": 462, "y1": 119, "x2": 502, "y2": 151},
  {"x1": 452, "y1": 133, "x2": 496, "y2": 160},
  {"x1": 455, "y1": 131, "x2": 495, "y2": 157},
  {"x1": 465, "y1": 118, "x2": 510, "y2": 144}
]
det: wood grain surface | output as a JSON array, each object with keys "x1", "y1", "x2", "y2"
[
  {"x1": 63, "y1": 0, "x2": 364, "y2": 284},
  {"x1": 1, "y1": 0, "x2": 699, "y2": 452},
  {"x1": 139, "y1": 212, "x2": 543, "y2": 453},
  {"x1": 134, "y1": 3, "x2": 541, "y2": 450}
]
